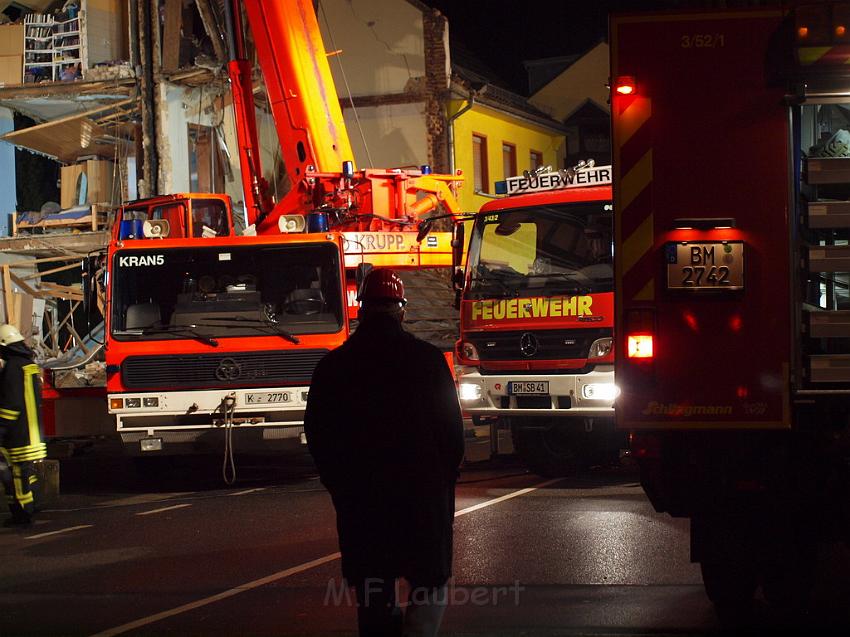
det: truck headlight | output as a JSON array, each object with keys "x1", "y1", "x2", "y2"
[
  {"x1": 458, "y1": 383, "x2": 482, "y2": 401},
  {"x1": 143, "y1": 397, "x2": 159, "y2": 408},
  {"x1": 588, "y1": 337, "x2": 613, "y2": 360},
  {"x1": 458, "y1": 341, "x2": 479, "y2": 362},
  {"x1": 125, "y1": 398, "x2": 141, "y2": 408},
  {"x1": 582, "y1": 383, "x2": 620, "y2": 401}
]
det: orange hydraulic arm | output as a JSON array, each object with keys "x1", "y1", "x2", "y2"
[
  {"x1": 223, "y1": 0, "x2": 272, "y2": 223},
  {"x1": 242, "y1": 0, "x2": 353, "y2": 176},
  {"x1": 230, "y1": 0, "x2": 354, "y2": 227}
]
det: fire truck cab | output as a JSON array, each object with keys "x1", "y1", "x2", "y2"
[
  {"x1": 104, "y1": 192, "x2": 348, "y2": 455},
  {"x1": 454, "y1": 164, "x2": 623, "y2": 475}
]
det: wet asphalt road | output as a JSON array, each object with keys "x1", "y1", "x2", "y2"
[{"x1": 0, "y1": 431, "x2": 848, "y2": 636}]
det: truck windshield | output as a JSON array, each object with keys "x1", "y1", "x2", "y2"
[
  {"x1": 111, "y1": 243, "x2": 343, "y2": 340},
  {"x1": 467, "y1": 201, "x2": 613, "y2": 299}
]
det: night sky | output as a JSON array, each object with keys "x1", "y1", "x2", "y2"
[{"x1": 424, "y1": 0, "x2": 678, "y2": 94}]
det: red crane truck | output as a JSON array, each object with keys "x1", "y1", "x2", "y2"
[
  {"x1": 453, "y1": 164, "x2": 623, "y2": 476},
  {"x1": 611, "y1": 3, "x2": 850, "y2": 615},
  {"x1": 98, "y1": 0, "x2": 462, "y2": 465}
]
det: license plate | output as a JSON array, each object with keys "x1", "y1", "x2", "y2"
[
  {"x1": 508, "y1": 381, "x2": 549, "y2": 395},
  {"x1": 666, "y1": 241, "x2": 744, "y2": 290},
  {"x1": 244, "y1": 392, "x2": 292, "y2": 405}
]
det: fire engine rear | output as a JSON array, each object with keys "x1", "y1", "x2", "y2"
[{"x1": 612, "y1": 3, "x2": 850, "y2": 615}]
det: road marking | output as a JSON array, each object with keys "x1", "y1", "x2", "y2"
[
  {"x1": 88, "y1": 553, "x2": 342, "y2": 637},
  {"x1": 228, "y1": 488, "x2": 265, "y2": 496},
  {"x1": 454, "y1": 477, "x2": 563, "y2": 517},
  {"x1": 25, "y1": 525, "x2": 93, "y2": 540},
  {"x1": 135, "y1": 504, "x2": 192, "y2": 516},
  {"x1": 101, "y1": 493, "x2": 195, "y2": 508},
  {"x1": 89, "y1": 478, "x2": 560, "y2": 637}
]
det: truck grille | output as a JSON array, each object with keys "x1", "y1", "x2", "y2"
[
  {"x1": 121, "y1": 349, "x2": 329, "y2": 390},
  {"x1": 467, "y1": 328, "x2": 610, "y2": 363}
]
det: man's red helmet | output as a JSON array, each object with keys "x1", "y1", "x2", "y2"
[{"x1": 359, "y1": 268, "x2": 407, "y2": 305}]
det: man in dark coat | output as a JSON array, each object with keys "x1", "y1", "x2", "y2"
[
  {"x1": 305, "y1": 268, "x2": 464, "y2": 636},
  {"x1": 0, "y1": 324, "x2": 46, "y2": 527}
]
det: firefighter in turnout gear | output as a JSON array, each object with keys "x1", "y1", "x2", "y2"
[{"x1": 0, "y1": 324, "x2": 45, "y2": 527}]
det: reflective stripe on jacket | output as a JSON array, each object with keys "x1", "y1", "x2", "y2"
[{"x1": 0, "y1": 359, "x2": 46, "y2": 462}]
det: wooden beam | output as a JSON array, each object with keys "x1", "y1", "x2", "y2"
[
  {"x1": 339, "y1": 91, "x2": 426, "y2": 110},
  {"x1": 8, "y1": 272, "x2": 42, "y2": 299},
  {"x1": 0, "y1": 231, "x2": 109, "y2": 256},
  {"x1": 0, "y1": 78, "x2": 135, "y2": 100},
  {"x1": 19, "y1": 262, "x2": 82, "y2": 282},
  {"x1": 2, "y1": 265, "x2": 13, "y2": 324},
  {"x1": 1, "y1": 255, "x2": 86, "y2": 269},
  {"x1": 162, "y1": 0, "x2": 184, "y2": 72},
  {"x1": 63, "y1": 321, "x2": 91, "y2": 357},
  {"x1": 53, "y1": 301, "x2": 81, "y2": 335},
  {"x1": 39, "y1": 284, "x2": 84, "y2": 302},
  {"x1": 2, "y1": 98, "x2": 134, "y2": 138},
  {"x1": 94, "y1": 108, "x2": 137, "y2": 124},
  {"x1": 195, "y1": 0, "x2": 227, "y2": 63}
]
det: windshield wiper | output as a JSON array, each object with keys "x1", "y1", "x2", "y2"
[
  {"x1": 525, "y1": 273, "x2": 599, "y2": 295},
  {"x1": 469, "y1": 276, "x2": 518, "y2": 297},
  {"x1": 202, "y1": 316, "x2": 301, "y2": 344},
  {"x1": 114, "y1": 325, "x2": 219, "y2": 347},
  {"x1": 525, "y1": 272, "x2": 579, "y2": 279}
]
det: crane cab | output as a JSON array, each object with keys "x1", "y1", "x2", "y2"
[{"x1": 114, "y1": 193, "x2": 235, "y2": 241}]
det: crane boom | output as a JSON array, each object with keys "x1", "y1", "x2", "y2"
[{"x1": 228, "y1": 0, "x2": 463, "y2": 236}]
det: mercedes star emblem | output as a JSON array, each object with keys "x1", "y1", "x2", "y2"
[
  {"x1": 215, "y1": 357, "x2": 242, "y2": 381},
  {"x1": 519, "y1": 332, "x2": 539, "y2": 358}
]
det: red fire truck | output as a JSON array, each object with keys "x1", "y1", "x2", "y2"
[
  {"x1": 453, "y1": 164, "x2": 623, "y2": 475},
  {"x1": 99, "y1": 0, "x2": 462, "y2": 463},
  {"x1": 612, "y1": 3, "x2": 850, "y2": 614}
]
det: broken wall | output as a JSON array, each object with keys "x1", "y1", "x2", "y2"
[
  {"x1": 0, "y1": 106, "x2": 13, "y2": 235},
  {"x1": 319, "y1": 0, "x2": 427, "y2": 95},
  {"x1": 343, "y1": 102, "x2": 427, "y2": 170},
  {"x1": 318, "y1": 0, "x2": 432, "y2": 172},
  {"x1": 160, "y1": 82, "x2": 282, "y2": 230},
  {"x1": 84, "y1": 0, "x2": 129, "y2": 67}
]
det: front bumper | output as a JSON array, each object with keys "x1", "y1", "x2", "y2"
[
  {"x1": 110, "y1": 385, "x2": 312, "y2": 454},
  {"x1": 457, "y1": 365, "x2": 615, "y2": 418},
  {"x1": 110, "y1": 385, "x2": 309, "y2": 432}
]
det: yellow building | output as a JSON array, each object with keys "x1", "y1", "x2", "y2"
[{"x1": 448, "y1": 75, "x2": 567, "y2": 213}]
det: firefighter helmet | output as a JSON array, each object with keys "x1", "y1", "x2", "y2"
[
  {"x1": 0, "y1": 324, "x2": 24, "y2": 346},
  {"x1": 359, "y1": 269, "x2": 407, "y2": 305}
]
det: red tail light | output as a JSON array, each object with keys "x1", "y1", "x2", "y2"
[
  {"x1": 625, "y1": 308, "x2": 655, "y2": 361},
  {"x1": 614, "y1": 75, "x2": 636, "y2": 95},
  {"x1": 627, "y1": 334, "x2": 654, "y2": 359}
]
